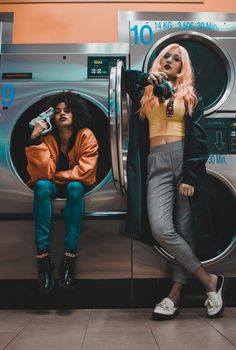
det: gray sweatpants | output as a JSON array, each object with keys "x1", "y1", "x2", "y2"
[{"x1": 147, "y1": 140, "x2": 201, "y2": 284}]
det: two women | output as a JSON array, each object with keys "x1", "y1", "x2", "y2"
[
  {"x1": 25, "y1": 45, "x2": 225, "y2": 318},
  {"x1": 25, "y1": 91, "x2": 98, "y2": 293},
  {"x1": 126, "y1": 43, "x2": 225, "y2": 319}
]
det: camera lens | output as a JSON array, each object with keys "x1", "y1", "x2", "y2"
[
  {"x1": 153, "y1": 80, "x2": 174, "y2": 100},
  {"x1": 153, "y1": 84, "x2": 167, "y2": 97}
]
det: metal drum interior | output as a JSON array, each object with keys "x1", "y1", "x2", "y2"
[
  {"x1": 155, "y1": 173, "x2": 236, "y2": 264},
  {"x1": 10, "y1": 91, "x2": 111, "y2": 196},
  {"x1": 197, "y1": 174, "x2": 236, "y2": 263}
]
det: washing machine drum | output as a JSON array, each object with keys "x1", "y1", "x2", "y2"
[
  {"x1": 144, "y1": 34, "x2": 232, "y2": 115},
  {"x1": 11, "y1": 93, "x2": 110, "y2": 191},
  {"x1": 154, "y1": 173, "x2": 236, "y2": 264}
]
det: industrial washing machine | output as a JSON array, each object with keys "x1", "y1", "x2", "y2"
[
  {"x1": 0, "y1": 12, "x2": 235, "y2": 307},
  {"x1": 113, "y1": 11, "x2": 236, "y2": 281},
  {"x1": 0, "y1": 42, "x2": 132, "y2": 282}
]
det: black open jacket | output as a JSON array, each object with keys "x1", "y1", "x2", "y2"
[{"x1": 124, "y1": 70, "x2": 210, "y2": 244}]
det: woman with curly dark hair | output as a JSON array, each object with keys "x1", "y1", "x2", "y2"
[{"x1": 25, "y1": 91, "x2": 98, "y2": 294}]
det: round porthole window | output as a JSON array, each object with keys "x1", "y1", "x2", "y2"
[
  {"x1": 154, "y1": 174, "x2": 236, "y2": 265},
  {"x1": 143, "y1": 32, "x2": 234, "y2": 115},
  {"x1": 10, "y1": 91, "x2": 111, "y2": 196}
]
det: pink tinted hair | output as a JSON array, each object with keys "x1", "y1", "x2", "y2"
[{"x1": 140, "y1": 43, "x2": 197, "y2": 117}]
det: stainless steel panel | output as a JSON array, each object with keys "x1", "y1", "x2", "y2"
[
  {"x1": 2, "y1": 43, "x2": 129, "y2": 55},
  {"x1": 132, "y1": 240, "x2": 236, "y2": 278},
  {"x1": 118, "y1": 11, "x2": 236, "y2": 42},
  {"x1": 0, "y1": 219, "x2": 132, "y2": 279},
  {"x1": 132, "y1": 240, "x2": 169, "y2": 279},
  {"x1": 1, "y1": 44, "x2": 129, "y2": 82}
]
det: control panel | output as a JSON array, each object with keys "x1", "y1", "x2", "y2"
[
  {"x1": 87, "y1": 56, "x2": 126, "y2": 79},
  {"x1": 204, "y1": 118, "x2": 236, "y2": 154}
]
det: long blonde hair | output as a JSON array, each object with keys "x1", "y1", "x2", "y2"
[{"x1": 140, "y1": 43, "x2": 197, "y2": 117}]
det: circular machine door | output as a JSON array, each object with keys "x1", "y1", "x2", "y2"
[
  {"x1": 109, "y1": 60, "x2": 129, "y2": 194},
  {"x1": 10, "y1": 91, "x2": 111, "y2": 196},
  {"x1": 143, "y1": 32, "x2": 236, "y2": 264},
  {"x1": 155, "y1": 174, "x2": 236, "y2": 265},
  {"x1": 143, "y1": 31, "x2": 234, "y2": 115}
]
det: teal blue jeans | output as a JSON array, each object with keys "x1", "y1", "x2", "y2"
[{"x1": 33, "y1": 180, "x2": 85, "y2": 252}]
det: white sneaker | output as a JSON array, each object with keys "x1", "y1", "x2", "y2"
[
  {"x1": 204, "y1": 275, "x2": 225, "y2": 318},
  {"x1": 152, "y1": 297, "x2": 179, "y2": 320}
]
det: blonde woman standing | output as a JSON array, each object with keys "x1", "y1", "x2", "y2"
[{"x1": 125, "y1": 43, "x2": 225, "y2": 320}]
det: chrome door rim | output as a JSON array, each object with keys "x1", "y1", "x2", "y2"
[{"x1": 143, "y1": 31, "x2": 235, "y2": 116}]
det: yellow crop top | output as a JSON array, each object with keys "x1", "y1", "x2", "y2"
[{"x1": 146, "y1": 98, "x2": 186, "y2": 138}]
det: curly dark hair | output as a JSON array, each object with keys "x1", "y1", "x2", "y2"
[{"x1": 50, "y1": 91, "x2": 94, "y2": 134}]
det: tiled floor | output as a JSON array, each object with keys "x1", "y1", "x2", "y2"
[{"x1": 0, "y1": 308, "x2": 235, "y2": 350}]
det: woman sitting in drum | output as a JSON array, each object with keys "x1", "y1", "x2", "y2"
[{"x1": 25, "y1": 91, "x2": 98, "y2": 294}]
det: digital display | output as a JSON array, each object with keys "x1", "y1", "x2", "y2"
[
  {"x1": 204, "y1": 119, "x2": 228, "y2": 129},
  {"x1": 87, "y1": 56, "x2": 126, "y2": 79},
  {"x1": 2, "y1": 73, "x2": 32, "y2": 80}
]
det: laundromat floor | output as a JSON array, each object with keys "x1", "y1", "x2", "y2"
[{"x1": 0, "y1": 308, "x2": 235, "y2": 349}]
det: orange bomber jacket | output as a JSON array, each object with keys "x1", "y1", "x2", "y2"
[{"x1": 25, "y1": 128, "x2": 98, "y2": 187}]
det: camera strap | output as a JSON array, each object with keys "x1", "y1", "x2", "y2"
[{"x1": 166, "y1": 97, "x2": 175, "y2": 117}]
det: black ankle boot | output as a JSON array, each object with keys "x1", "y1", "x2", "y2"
[
  {"x1": 59, "y1": 251, "x2": 77, "y2": 290},
  {"x1": 36, "y1": 252, "x2": 54, "y2": 294}
]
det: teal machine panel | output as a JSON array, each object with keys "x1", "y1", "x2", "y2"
[{"x1": 204, "y1": 118, "x2": 236, "y2": 154}]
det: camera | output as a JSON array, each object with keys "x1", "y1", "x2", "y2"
[{"x1": 153, "y1": 80, "x2": 175, "y2": 100}]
